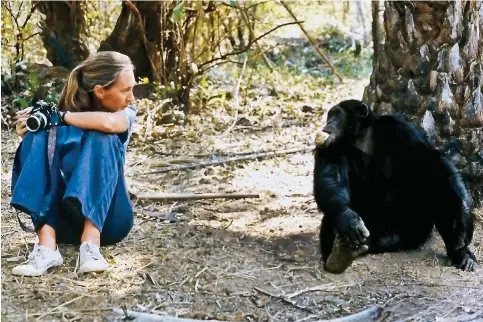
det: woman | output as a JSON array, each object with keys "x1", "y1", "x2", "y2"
[{"x1": 10, "y1": 51, "x2": 137, "y2": 276}]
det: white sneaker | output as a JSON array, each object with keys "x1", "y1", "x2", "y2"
[
  {"x1": 12, "y1": 244, "x2": 63, "y2": 276},
  {"x1": 79, "y1": 241, "x2": 109, "y2": 274}
]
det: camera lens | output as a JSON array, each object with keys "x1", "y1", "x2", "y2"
[{"x1": 26, "y1": 113, "x2": 47, "y2": 132}]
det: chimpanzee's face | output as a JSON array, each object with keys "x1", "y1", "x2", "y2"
[
  {"x1": 320, "y1": 100, "x2": 370, "y2": 147},
  {"x1": 322, "y1": 105, "x2": 348, "y2": 146}
]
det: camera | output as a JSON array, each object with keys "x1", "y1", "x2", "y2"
[{"x1": 26, "y1": 100, "x2": 62, "y2": 132}]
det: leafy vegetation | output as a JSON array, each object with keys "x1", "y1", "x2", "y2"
[{"x1": 1, "y1": 0, "x2": 371, "y2": 121}]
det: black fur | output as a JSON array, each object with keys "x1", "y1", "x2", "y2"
[{"x1": 314, "y1": 100, "x2": 476, "y2": 272}]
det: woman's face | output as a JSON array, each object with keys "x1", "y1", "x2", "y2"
[{"x1": 94, "y1": 70, "x2": 136, "y2": 112}]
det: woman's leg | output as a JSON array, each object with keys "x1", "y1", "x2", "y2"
[
  {"x1": 56, "y1": 129, "x2": 134, "y2": 273},
  {"x1": 60, "y1": 130, "x2": 126, "y2": 231},
  {"x1": 75, "y1": 175, "x2": 133, "y2": 247},
  {"x1": 82, "y1": 220, "x2": 101, "y2": 245},
  {"x1": 11, "y1": 128, "x2": 133, "y2": 275},
  {"x1": 38, "y1": 224, "x2": 57, "y2": 249},
  {"x1": 10, "y1": 131, "x2": 64, "y2": 276},
  {"x1": 75, "y1": 180, "x2": 133, "y2": 274}
]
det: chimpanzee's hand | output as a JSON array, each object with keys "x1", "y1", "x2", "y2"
[{"x1": 336, "y1": 209, "x2": 370, "y2": 249}]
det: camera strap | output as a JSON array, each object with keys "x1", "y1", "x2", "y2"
[
  {"x1": 16, "y1": 127, "x2": 58, "y2": 233},
  {"x1": 47, "y1": 127, "x2": 57, "y2": 170},
  {"x1": 16, "y1": 215, "x2": 35, "y2": 233}
]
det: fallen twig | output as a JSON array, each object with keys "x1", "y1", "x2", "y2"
[
  {"x1": 7, "y1": 307, "x2": 113, "y2": 318},
  {"x1": 148, "y1": 145, "x2": 315, "y2": 174},
  {"x1": 112, "y1": 308, "x2": 226, "y2": 321},
  {"x1": 254, "y1": 286, "x2": 314, "y2": 314},
  {"x1": 286, "y1": 283, "x2": 355, "y2": 299},
  {"x1": 134, "y1": 192, "x2": 260, "y2": 201},
  {"x1": 314, "y1": 305, "x2": 383, "y2": 322},
  {"x1": 35, "y1": 295, "x2": 85, "y2": 321},
  {"x1": 144, "y1": 139, "x2": 311, "y2": 159}
]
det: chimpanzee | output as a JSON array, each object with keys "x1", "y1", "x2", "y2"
[{"x1": 314, "y1": 99, "x2": 476, "y2": 273}]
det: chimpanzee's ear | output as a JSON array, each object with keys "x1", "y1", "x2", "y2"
[{"x1": 360, "y1": 102, "x2": 369, "y2": 118}]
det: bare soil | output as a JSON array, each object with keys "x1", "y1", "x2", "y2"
[{"x1": 1, "y1": 78, "x2": 482, "y2": 322}]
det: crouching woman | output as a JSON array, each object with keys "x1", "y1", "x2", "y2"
[{"x1": 10, "y1": 51, "x2": 137, "y2": 276}]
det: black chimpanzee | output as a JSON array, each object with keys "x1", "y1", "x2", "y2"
[{"x1": 314, "y1": 99, "x2": 476, "y2": 273}]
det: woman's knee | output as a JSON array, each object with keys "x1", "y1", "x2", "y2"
[
  {"x1": 100, "y1": 215, "x2": 133, "y2": 246},
  {"x1": 74, "y1": 130, "x2": 124, "y2": 164},
  {"x1": 84, "y1": 131, "x2": 122, "y2": 147}
]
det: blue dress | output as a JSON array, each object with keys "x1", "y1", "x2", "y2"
[{"x1": 10, "y1": 105, "x2": 137, "y2": 246}]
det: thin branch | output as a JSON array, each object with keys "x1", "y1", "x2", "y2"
[
  {"x1": 133, "y1": 141, "x2": 311, "y2": 159},
  {"x1": 254, "y1": 287, "x2": 314, "y2": 314},
  {"x1": 7, "y1": 307, "x2": 113, "y2": 318},
  {"x1": 220, "y1": 54, "x2": 248, "y2": 136},
  {"x1": 21, "y1": 1, "x2": 41, "y2": 30},
  {"x1": 238, "y1": 2, "x2": 273, "y2": 71},
  {"x1": 198, "y1": 21, "x2": 303, "y2": 74},
  {"x1": 194, "y1": 18, "x2": 252, "y2": 64},
  {"x1": 279, "y1": 0, "x2": 343, "y2": 82},
  {"x1": 220, "y1": 0, "x2": 270, "y2": 11},
  {"x1": 123, "y1": 0, "x2": 159, "y2": 82},
  {"x1": 15, "y1": 1, "x2": 24, "y2": 21},
  {"x1": 198, "y1": 56, "x2": 244, "y2": 72},
  {"x1": 2, "y1": 2, "x2": 19, "y2": 29},
  {"x1": 133, "y1": 192, "x2": 260, "y2": 201},
  {"x1": 148, "y1": 145, "x2": 315, "y2": 174},
  {"x1": 286, "y1": 283, "x2": 355, "y2": 299},
  {"x1": 246, "y1": 0, "x2": 271, "y2": 11},
  {"x1": 23, "y1": 31, "x2": 40, "y2": 42},
  {"x1": 35, "y1": 296, "x2": 85, "y2": 321}
]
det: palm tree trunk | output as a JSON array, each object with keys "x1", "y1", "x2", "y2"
[{"x1": 363, "y1": 1, "x2": 483, "y2": 206}]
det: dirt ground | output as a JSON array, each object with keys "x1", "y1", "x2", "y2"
[{"x1": 1, "y1": 78, "x2": 483, "y2": 322}]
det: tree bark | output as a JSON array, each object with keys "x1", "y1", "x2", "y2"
[
  {"x1": 371, "y1": 0, "x2": 384, "y2": 64},
  {"x1": 363, "y1": 1, "x2": 483, "y2": 205},
  {"x1": 35, "y1": 1, "x2": 89, "y2": 69},
  {"x1": 98, "y1": 0, "x2": 162, "y2": 83}
]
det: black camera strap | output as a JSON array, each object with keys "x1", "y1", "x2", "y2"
[
  {"x1": 16, "y1": 215, "x2": 35, "y2": 233},
  {"x1": 16, "y1": 127, "x2": 57, "y2": 233}
]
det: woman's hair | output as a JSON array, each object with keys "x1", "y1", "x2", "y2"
[{"x1": 57, "y1": 51, "x2": 134, "y2": 112}]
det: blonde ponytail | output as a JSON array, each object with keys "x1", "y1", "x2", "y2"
[
  {"x1": 58, "y1": 66, "x2": 90, "y2": 112},
  {"x1": 57, "y1": 51, "x2": 134, "y2": 112}
]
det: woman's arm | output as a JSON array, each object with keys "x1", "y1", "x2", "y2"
[
  {"x1": 14, "y1": 107, "x2": 132, "y2": 138},
  {"x1": 63, "y1": 111, "x2": 129, "y2": 133}
]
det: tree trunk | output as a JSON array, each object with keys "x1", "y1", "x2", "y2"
[
  {"x1": 371, "y1": 0, "x2": 384, "y2": 64},
  {"x1": 36, "y1": 1, "x2": 89, "y2": 69},
  {"x1": 98, "y1": 0, "x2": 162, "y2": 84},
  {"x1": 99, "y1": 0, "x2": 191, "y2": 107},
  {"x1": 363, "y1": 1, "x2": 483, "y2": 206}
]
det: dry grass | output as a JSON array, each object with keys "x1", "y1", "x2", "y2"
[{"x1": 2, "y1": 77, "x2": 483, "y2": 322}]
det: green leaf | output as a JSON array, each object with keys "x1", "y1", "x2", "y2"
[
  {"x1": 171, "y1": 1, "x2": 185, "y2": 23},
  {"x1": 29, "y1": 72, "x2": 38, "y2": 91},
  {"x1": 13, "y1": 97, "x2": 30, "y2": 108}
]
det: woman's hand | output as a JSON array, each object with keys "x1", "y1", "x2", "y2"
[{"x1": 15, "y1": 107, "x2": 33, "y2": 138}]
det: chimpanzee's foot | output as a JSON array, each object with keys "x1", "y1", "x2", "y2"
[
  {"x1": 325, "y1": 233, "x2": 369, "y2": 274},
  {"x1": 450, "y1": 247, "x2": 477, "y2": 272}
]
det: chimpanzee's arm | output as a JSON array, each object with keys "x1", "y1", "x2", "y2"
[
  {"x1": 313, "y1": 146, "x2": 351, "y2": 218},
  {"x1": 314, "y1": 146, "x2": 370, "y2": 248}
]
